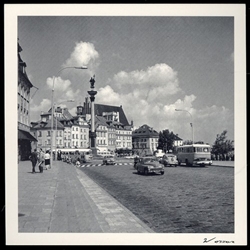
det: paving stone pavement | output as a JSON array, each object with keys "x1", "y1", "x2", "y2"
[{"x1": 18, "y1": 160, "x2": 154, "y2": 233}]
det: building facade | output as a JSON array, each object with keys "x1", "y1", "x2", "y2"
[
  {"x1": 173, "y1": 134, "x2": 183, "y2": 147},
  {"x1": 132, "y1": 124, "x2": 159, "y2": 156},
  {"x1": 18, "y1": 42, "x2": 37, "y2": 160},
  {"x1": 76, "y1": 97, "x2": 133, "y2": 153},
  {"x1": 31, "y1": 107, "x2": 90, "y2": 151}
]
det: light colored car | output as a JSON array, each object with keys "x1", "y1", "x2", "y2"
[
  {"x1": 103, "y1": 155, "x2": 116, "y2": 165},
  {"x1": 124, "y1": 154, "x2": 139, "y2": 159},
  {"x1": 135, "y1": 157, "x2": 164, "y2": 175},
  {"x1": 160, "y1": 154, "x2": 178, "y2": 167}
]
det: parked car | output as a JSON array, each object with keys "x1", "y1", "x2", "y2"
[
  {"x1": 160, "y1": 154, "x2": 178, "y2": 167},
  {"x1": 125, "y1": 154, "x2": 139, "y2": 159},
  {"x1": 103, "y1": 155, "x2": 116, "y2": 165},
  {"x1": 135, "y1": 157, "x2": 164, "y2": 175}
]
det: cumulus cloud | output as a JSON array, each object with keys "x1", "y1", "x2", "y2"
[
  {"x1": 98, "y1": 67, "x2": 233, "y2": 144},
  {"x1": 46, "y1": 77, "x2": 71, "y2": 91},
  {"x1": 97, "y1": 85, "x2": 120, "y2": 105},
  {"x1": 30, "y1": 98, "x2": 51, "y2": 112},
  {"x1": 63, "y1": 41, "x2": 99, "y2": 75},
  {"x1": 46, "y1": 76, "x2": 80, "y2": 104},
  {"x1": 110, "y1": 63, "x2": 180, "y2": 103}
]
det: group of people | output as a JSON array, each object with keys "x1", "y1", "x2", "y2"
[{"x1": 29, "y1": 148, "x2": 51, "y2": 174}]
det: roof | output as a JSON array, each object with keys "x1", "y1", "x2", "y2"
[
  {"x1": 178, "y1": 144, "x2": 211, "y2": 147},
  {"x1": 62, "y1": 108, "x2": 74, "y2": 120},
  {"x1": 132, "y1": 124, "x2": 159, "y2": 138},
  {"x1": 95, "y1": 115, "x2": 108, "y2": 128},
  {"x1": 95, "y1": 104, "x2": 129, "y2": 126},
  {"x1": 31, "y1": 117, "x2": 64, "y2": 130},
  {"x1": 173, "y1": 134, "x2": 183, "y2": 141}
]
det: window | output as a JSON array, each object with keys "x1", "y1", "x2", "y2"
[
  {"x1": 47, "y1": 131, "x2": 51, "y2": 136},
  {"x1": 38, "y1": 131, "x2": 42, "y2": 137}
]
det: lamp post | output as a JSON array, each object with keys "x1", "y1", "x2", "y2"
[
  {"x1": 50, "y1": 66, "x2": 87, "y2": 168},
  {"x1": 55, "y1": 99, "x2": 75, "y2": 158},
  {"x1": 175, "y1": 109, "x2": 194, "y2": 144}
]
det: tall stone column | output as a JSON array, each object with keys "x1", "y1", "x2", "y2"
[{"x1": 87, "y1": 76, "x2": 97, "y2": 155}]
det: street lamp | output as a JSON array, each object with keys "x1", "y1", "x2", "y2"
[
  {"x1": 175, "y1": 109, "x2": 194, "y2": 144},
  {"x1": 50, "y1": 66, "x2": 87, "y2": 168},
  {"x1": 54, "y1": 99, "x2": 75, "y2": 158}
]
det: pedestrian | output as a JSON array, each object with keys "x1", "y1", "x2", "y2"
[
  {"x1": 75, "y1": 160, "x2": 81, "y2": 167},
  {"x1": 44, "y1": 150, "x2": 50, "y2": 170},
  {"x1": 38, "y1": 148, "x2": 45, "y2": 173},
  {"x1": 29, "y1": 149, "x2": 38, "y2": 174}
]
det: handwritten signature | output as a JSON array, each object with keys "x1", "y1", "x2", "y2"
[{"x1": 203, "y1": 237, "x2": 234, "y2": 244}]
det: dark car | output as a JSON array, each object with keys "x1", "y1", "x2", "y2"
[
  {"x1": 135, "y1": 157, "x2": 164, "y2": 175},
  {"x1": 103, "y1": 155, "x2": 116, "y2": 165}
]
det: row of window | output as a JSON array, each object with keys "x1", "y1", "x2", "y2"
[
  {"x1": 133, "y1": 138, "x2": 158, "y2": 142},
  {"x1": 177, "y1": 147, "x2": 210, "y2": 153},
  {"x1": 37, "y1": 139, "x2": 88, "y2": 148},
  {"x1": 72, "y1": 127, "x2": 87, "y2": 132},
  {"x1": 116, "y1": 142, "x2": 132, "y2": 148}
]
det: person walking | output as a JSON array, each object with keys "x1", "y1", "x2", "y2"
[
  {"x1": 38, "y1": 148, "x2": 45, "y2": 173},
  {"x1": 29, "y1": 149, "x2": 38, "y2": 174},
  {"x1": 44, "y1": 150, "x2": 50, "y2": 170}
]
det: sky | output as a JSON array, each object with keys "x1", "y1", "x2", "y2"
[{"x1": 18, "y1": 15, "x2": 234, "y2": 145}]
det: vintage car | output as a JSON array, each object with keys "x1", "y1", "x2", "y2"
[
  {"x1": 103, "y1": 155, "x2": 116, "y2": 165},
  {"x1": 135, "y1": 157, "x2": 164, "y2": 175},
  {"x1": 160, "y1": 154, "x2": 178, "y2": 167}
]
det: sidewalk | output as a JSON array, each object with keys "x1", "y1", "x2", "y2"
[
  {"x1": 212, "y1": 160, "x2": 234, "y2": 168},
  {"x1": 18, "y1": 160, "x2": 154, "y2": 233}
]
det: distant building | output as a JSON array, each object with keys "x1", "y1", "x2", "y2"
[
  {"x1": 95, "y1": 116, "x2": 109, "y2": 152},
  {"x1": 77, "y1": 97, "x2": 133, "y2": 153},
  {"x1": 18, "y1": 41, "x2": 37, "y2": 161},
  {"x1": 31, "y1": 111, "x2": 64, "y2": 150},
  {"x1": 173, "y1": 134, "x2": 183, "y2": 147},
  {"x1": 31, "y1": 107, "x2": 90, "y2": 150},
  {"x1": 132, "y1": 124, "x2": 159, "y2": 156}
]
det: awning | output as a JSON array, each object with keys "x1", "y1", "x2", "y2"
[{"x1": 18, "y1": 129, "x2": 37, "y2": 142}]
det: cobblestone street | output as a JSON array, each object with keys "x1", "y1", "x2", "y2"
[{"x1": 81, "y1": 161, "x2": 234, "y2": 233}]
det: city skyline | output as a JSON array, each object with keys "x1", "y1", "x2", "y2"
[{"x1": 17, "y1": 9, "x2": 235, "y2": 145}]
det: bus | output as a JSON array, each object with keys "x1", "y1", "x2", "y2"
[{"x1": 176, "y1": 144, "x2": 212, "y2": 167}]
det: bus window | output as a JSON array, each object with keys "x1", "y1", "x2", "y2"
[{"x1": 203, "y1": 148, "x2": 208, "y2": 152}]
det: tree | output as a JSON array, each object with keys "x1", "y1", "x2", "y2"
[
  {"x1": 212, "y1": 130, "x2": 234, "y2": 157},
  {"x1": 158, "y1": 129, "x2": 175, "y2": 153}
]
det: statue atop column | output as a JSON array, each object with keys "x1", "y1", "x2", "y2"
[{"x1": 90, "y1": 75, "x2": 95, "y2": 89}]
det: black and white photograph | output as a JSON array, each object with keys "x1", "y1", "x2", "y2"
[{"x1": 5, "y1": 3, "x2": 246, "y2": 245}]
